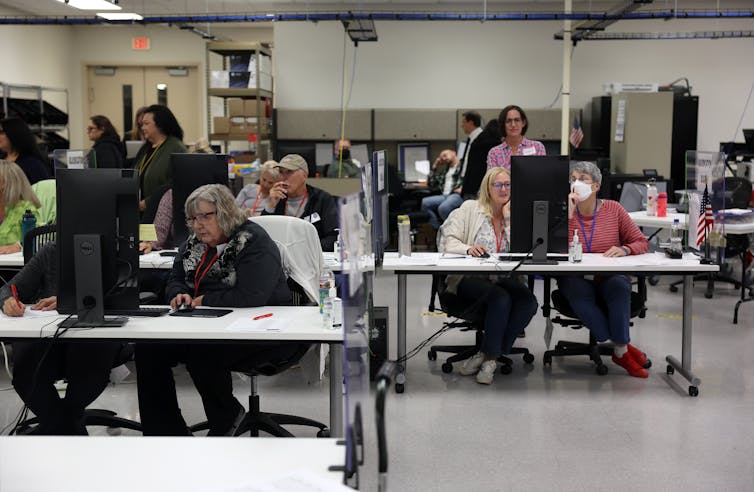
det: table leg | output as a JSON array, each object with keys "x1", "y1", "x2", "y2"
[
  {"x1": 395, "y1": 273, "x2": 407, "y2": 393},
  {"x1": 733, "y1": 250, "x2": 753, "y2": 324},
  {"x1": 665, "y1": 275, "x2": 702, "y2": 396},
  {"x1": 329, "y1": 343, "x2": 343, "y2": 437}
]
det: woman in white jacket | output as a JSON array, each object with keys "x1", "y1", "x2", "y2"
[{"x1": 438, "y1": 167, "x2": 538, "y2": 385}]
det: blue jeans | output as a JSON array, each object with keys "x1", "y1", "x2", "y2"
[
  {"x1": 556, "y1": 275, "x2": 632, "y2": 344},
  {"x1": 421, "y1": 193, "x2": 464, "y2": 230},
  {"x1": 455, "y1": 276, "x2": 539, "y2": 357}
]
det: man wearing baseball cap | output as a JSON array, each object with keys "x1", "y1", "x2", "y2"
[{"x1": 263, "y1": 154, "x2": 338, "y2": 251}]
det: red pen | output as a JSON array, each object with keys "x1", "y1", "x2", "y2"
[
  {"x1": 253, "y1": 313, "x2": 273, "y2": 320},
  {"x1": 10, "y1": 284, "x2": 23, "y2": 310}
]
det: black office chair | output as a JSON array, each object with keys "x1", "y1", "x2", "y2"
[
  {"x1": 668, "y1": 177, "x2": 753, "y2": 298},
  {"x1": 542, "y1": 276, "x2": 650, "y2": 375},
  {"x1": 22, "y1": 223, "x2": 56, "y2": 263},
  {"x1": 427, "y1": 274, "x2": 535, "y2": 375},
  {"x1": 386, "y1": 164, "x2": 436, "y2": 250},
  {"x1": 191, "y1": 215, "x2": 330, "y2": 437}
]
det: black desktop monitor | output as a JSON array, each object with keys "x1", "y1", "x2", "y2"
[
  {"x1": 275, "y1": 141, "x2": 317, "y2": 177},
  {"x1": 56, "y1": 168, "x2": 140, "y2": 327},
  {"x1": 171, "y1": 153, "x2": 230, "y2": 245},
  {"x1": 371, "y1": 150, "x2": 389, "y2": 264},
  {"x1": 744, "y1": 129, "x2": 754, "y2": 152},
  {"x1": 510, "y1": 155, "x2": 570, "y2": 263}
]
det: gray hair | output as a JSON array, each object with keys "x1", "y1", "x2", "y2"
[
  {"x1": 185, "y1": 184, "x2": 246, "y2": 237},
  {"x1": 260, "y1": 160, "x2": 280, "y2": 180},
  {"x1": 570, "y1": 160, "x2": 602, "y2": 184}
]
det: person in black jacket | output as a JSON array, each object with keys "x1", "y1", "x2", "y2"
[
  {"x1": 262, "y1": 154, "x2": 338, "y2": 251},
  {"x1": 461, "y1": 119, "x2": 501, "y2": 199},
  {"x1": 87, "y1": 115, "x2": 125, "y2": 169},
  {"x1": 0, "y1": 118, "x2": 50, "y2": 184},
  {"x1": 136, "y1": 184, "x2": 295, "y2": 436},
  {"x1": 0, "y1": 242, "x2": 121, "y2": 434}
]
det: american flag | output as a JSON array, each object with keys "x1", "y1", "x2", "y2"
[
  {"x1": 569, "y1": 116, "x2": 584, "y2": 149},
  {"x1": 696, "y1": 184, "x2": 714, "y2": 248}
]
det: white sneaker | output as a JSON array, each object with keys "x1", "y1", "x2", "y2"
[
  {"x1": 459, "y1": 352, "x2": 485, "y2": 375},
  {"x1": 476, "y1": 360, "x2": 497, "y2": 385}
]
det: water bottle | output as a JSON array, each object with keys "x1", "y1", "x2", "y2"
[
  {"x1": 646, "y1": 178, "x2": 658, "y2": 216},
  {"x1": 319, "y1": 269, "x2": 335, "y2": 314},
  {"x1": 322, "y1": 295, "x2": 334, "y2": 330},
  {"x1": 569, "y1": 230, "x2": 583, "y2": 263},
  {"x1": 20, "y1": 209, "x2": 37, "y2": 248},
  {"x1": 670, "y1": 218, "x2": 683, "y2": 254},
  {"x1": 657, "y1": 191, "x2": 668, "y2": 218},
  {"x1": 322, "y1": 285, "x2": 340, "y2": 330},
  {"x1": 397, "y1": 214, "x2": 411, "y2": 257}
]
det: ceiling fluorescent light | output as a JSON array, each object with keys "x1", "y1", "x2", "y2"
[
  {"x1": 56, "y1": 0, "x2": 121, "y2": 11},
  {"x1": 97, "y1": 12, "x2": 143, "y2": 21}
]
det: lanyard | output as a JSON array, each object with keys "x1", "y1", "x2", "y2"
[
  {"x1": 137, "y1": 140, "x2": 164, "y2": 175},
  {"x1": 576, "y1": 201, "x2": 599, "y2": 253},
  {"x1": 193, "y1": 247, "x2": 218, "y2": 297},
  {"x1": 249, "y1": 192, "x2": 264, "y2": 216},
  {"x1": 285, "y1": 188, "x2": 308, "y2": 217},
  {"x1": 494, "y1": 220, "x2": 506, "y2": 253}
]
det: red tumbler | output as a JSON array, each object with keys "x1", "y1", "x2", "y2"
[{"x1": 657, "y1": 191, "x2": 668, "y2": 217}]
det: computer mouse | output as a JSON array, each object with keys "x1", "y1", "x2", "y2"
[
  {"x1": 176, "y1": 303, "x2": 194, "y2": 312},
  {"x1": 478, "y1": 252, "x2": 490, "y2": 258}
]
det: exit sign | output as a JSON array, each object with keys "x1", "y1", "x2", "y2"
[{"x1": 132, "y1": 37, "x2": 150, "y2": 50}]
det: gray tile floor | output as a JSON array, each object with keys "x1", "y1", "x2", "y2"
[{"x1": 1, "y1": 270, "x2": 754, "y2": 491}]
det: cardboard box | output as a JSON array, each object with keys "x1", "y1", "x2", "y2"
[
  {"x1": 212, "y1": 116, "x2": 230, "y2": 134},
  {"x1": 229, "y1": 116, "x2": 247, "y2": 134},
  {"x1": 209, "y1": 70, "x2": 229, "y2": 88},
  {"x1": 227, "y1": 98, "x2": 245, "y2": 117},
  {"x1": 244, "y1": 99, "x2": 264, "y2": 117}
]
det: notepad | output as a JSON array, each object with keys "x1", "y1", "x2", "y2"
[{"x1": 139, "y1": 224, "x2": 158, "y2": 242}]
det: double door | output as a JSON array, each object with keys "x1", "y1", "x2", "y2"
[{"x1": 86, "y1": 65, "x2": 201, "y2": 143}]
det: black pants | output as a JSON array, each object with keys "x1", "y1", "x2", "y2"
[
  {"x1": 135, "y1": 342, "x2": 302, "y2": 436},
  {"x1": 11, "y1": 341, "x2": 122, "y2": 435}
]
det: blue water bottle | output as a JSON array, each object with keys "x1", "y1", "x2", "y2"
[{"x1": 20, "y1": 209, "x2": 37, "y2": 249}]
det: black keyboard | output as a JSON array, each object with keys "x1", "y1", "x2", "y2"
[{"x1": 105, "y1": 307, "x2": 170, "y2": 317}]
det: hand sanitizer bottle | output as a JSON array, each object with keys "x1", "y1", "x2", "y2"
[{"x1": 569, "y1": 230, "x2": 583, "y2": 263}]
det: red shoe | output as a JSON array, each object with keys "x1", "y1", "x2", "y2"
[
  {"x1": 627, "y1": 344, "x2": 649, "y2": 368},
  {"x1": 612, "y1": 352, "x2": 649, "y2": 378}
]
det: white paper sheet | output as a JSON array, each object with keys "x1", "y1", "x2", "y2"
[
  {"x1": 0, "y1": 307, "x2": 60, "y2": 320},
  {"x1": 225, "y1": 317, "x2": 289, "y2": 332}
]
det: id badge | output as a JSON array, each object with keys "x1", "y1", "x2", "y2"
[
  {"x1": 522, "y1": 146, "x2": 537, "y2": 156},
  {"x1": 305, "y1": 212, "x2": 321, "y2": 224}
]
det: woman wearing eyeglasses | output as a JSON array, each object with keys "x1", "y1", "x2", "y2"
[
  {"x1": 86, "y1": 115, "x2": 125, "y2": 169},
  {"x1": 136, "y1": 184, "x2": 294, "y2": 436},
  {"x1": 437, "y1": 167, "x2": 538, "y2": 385},
  {"x1": 486, "y1": 105, "x2": 546, "y2": 171}
]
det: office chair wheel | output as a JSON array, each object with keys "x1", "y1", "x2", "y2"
[
  {"x1": 669, "y1": 284, "x2": 679, "y2": 293},
  {"x1": 317, "y1": 428, "x2": 331, "y2": 438},
  {"x1": 648, "y1": 275, "x2": 659, "y2": 286},
  {"x1": 643, "y1": 358, "x2": 652, "y2": 369},
  {"x1": 689, "y1": 386, "x2": 699, "y2": 397},
  {"x1": 523, "y1": 353, "x2": 535, "y2": 364},
  {"x1": 500, "y1": 364, "x2": 512, "y2": 375},
  {"x1": 666, "y1": 364, "x2": 675, "y2": 375},
  {"x1": 395, "y1": 383, "x2": 404, "y2": 394},
  {"x1": 595, "y1": 364, "x2": 608, "y2": 376},
  {"x1": 441, "y1": 362, "x2": 453, "y2": 374},
  {"x1": 704, "y1": 291, "x2": 713, "y2": 299},
  {"x1": 427, "y1": 350, "x2": 437, "y2": 361},
  {"x1": 543, "y1": 354, "x2": 553, "y2": 366}
]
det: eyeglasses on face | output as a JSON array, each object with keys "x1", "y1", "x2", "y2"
[
  {"x1": 185, "y1": 211, "x2": 216, "y2": 226},
  {"x1": 492, "y1": 182, "x2": 511, "y2": 190},
  {"x1": 86, "y1": 126, "x2": 98, "y2": 132},
  {"x1": 569, "y1": 176, "x2": 593, "y2": 184},
  {"x1": 505, "y1": 118, "x2": 523, "y2": 125}
]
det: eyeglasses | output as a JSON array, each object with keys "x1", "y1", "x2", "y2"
[
  {"x1": 185, "y1": 211, "x2": 216, "y2": 226},
  {"x1": 569, "y1": 176, "x2": 593, "y2": 184},
  {"x1": 492, "y1": 182, "x2": 511, "y2": 190},
  {"x1": 86, "y1": 126, "x2": 97, "y2": 132},
  {"x1": 505, "y1": 118, "x2": 523, "y2": 126}
]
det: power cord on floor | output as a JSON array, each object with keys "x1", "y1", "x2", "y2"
[{"x1": 0, "y1": 342, "x2": 13, "y2": 391}]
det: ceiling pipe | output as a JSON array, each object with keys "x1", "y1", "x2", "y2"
[{"x1": 0, "y1": 10, "x2": 751, "y2": 25}]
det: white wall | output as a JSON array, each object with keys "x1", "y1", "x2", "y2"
[{"x1": 274, "y1": 19, "x2": 754, "y2": 151}]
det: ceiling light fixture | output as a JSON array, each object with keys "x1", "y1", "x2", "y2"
[
  {"x1": 97, "y1": 12, "x2": 144, "y2": 21},
  {"x1": 55, "y1": 0, "x2": 122, "y2": 11}
]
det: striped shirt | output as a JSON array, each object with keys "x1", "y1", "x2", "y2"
[
  {"x1": 569, "y1": 199, "x2": 648, "y2": 255},
  {"x1": 486, "y1": 137, "x2": 546, "y2": 170}
]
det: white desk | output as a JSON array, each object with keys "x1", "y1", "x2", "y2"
[
  {"x1": 630, "y1": 210, "x2": 754, "y2": 323},
  {"x1": 0, "y1": 436, "x2": 348, "y2": 492},
  {"x1": 0, "y1": 251, "x2": 177, "y2": 270},
  {"x1": 381, "y1": 252, "x2": 718, "y2": 396},
  {"x1": 0, "y1": 306, "x2": 344, "y2": 436}
]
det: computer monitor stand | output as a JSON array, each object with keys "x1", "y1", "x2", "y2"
[
  {"x1": 526, "y1": 200, "x2": 557, "y2": 265},
  {"x1": 59, "y1": 234, "x2": 128, "y2": 329}
]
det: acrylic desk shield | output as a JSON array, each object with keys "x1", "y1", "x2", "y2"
[
  {"x1": 372, "y1": 150, "x2": 389, "y2": 264},
  {"x1": 53, "y1": 148, "x2": 94, "y2": 173},
  {"x1": 338, "y1": 193, "x2": 370, "y2": 486},
  {"x1": 685, "y1": 151, "x2": 725, "y2": 256}
]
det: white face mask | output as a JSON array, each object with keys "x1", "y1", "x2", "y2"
[{"x1": 571, "y1": 179, "x2": 593, "y2": 201}]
